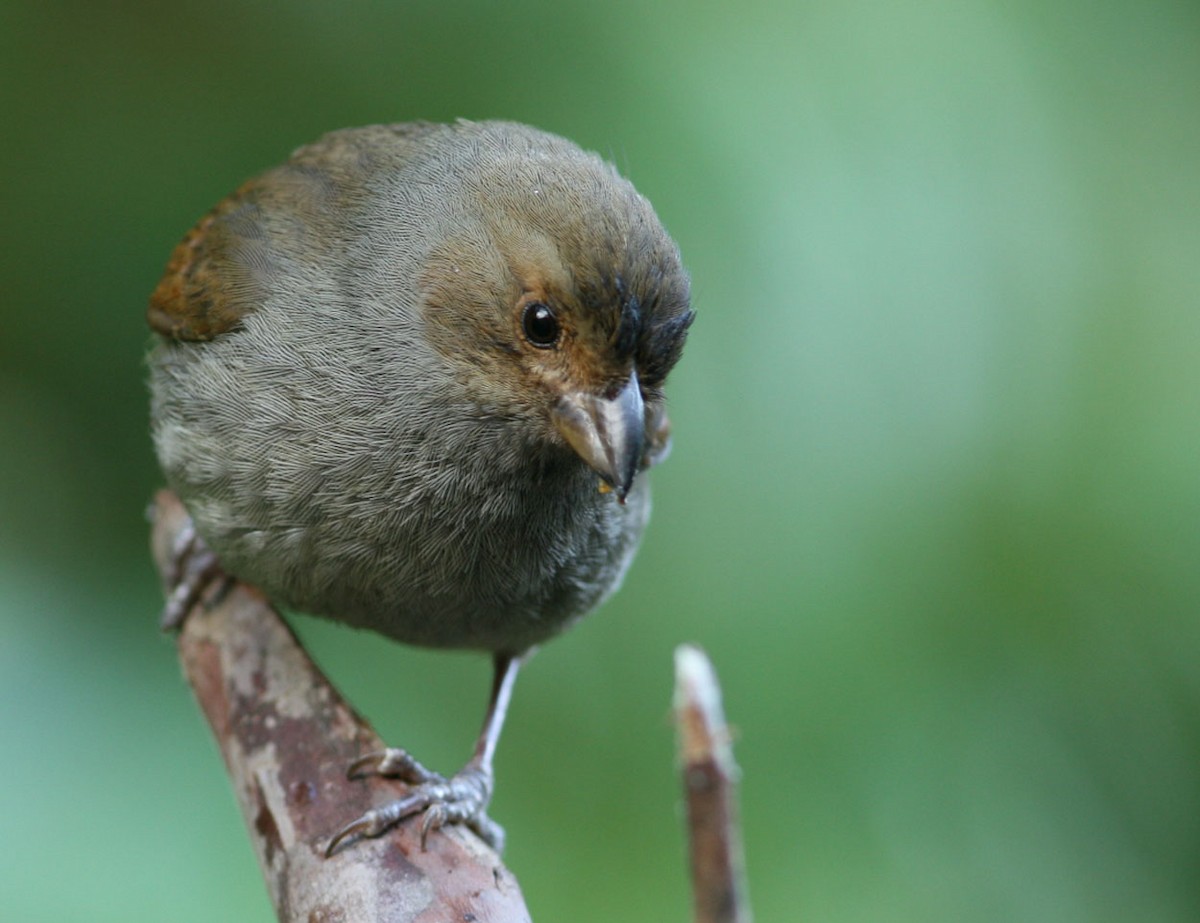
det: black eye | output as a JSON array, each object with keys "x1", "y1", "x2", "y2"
[{"x1": 522, "y1": 302, "x2": 560, "y2": 348}]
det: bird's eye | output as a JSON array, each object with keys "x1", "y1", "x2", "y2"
[{"x1": 521, "y1": 302, "x2": 560, "y2": 348}]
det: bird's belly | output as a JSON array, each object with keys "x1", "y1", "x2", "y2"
[{"x1": 200, "y1": 477, "x2": 649, "y2": 653}]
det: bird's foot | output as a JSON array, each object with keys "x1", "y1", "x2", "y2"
[
  {"x1": 158, "y1": 517, "x2": 229, "y2": 631},
  {"x1": 326, "y1": 749, "x2": 504, "y2": 856}
]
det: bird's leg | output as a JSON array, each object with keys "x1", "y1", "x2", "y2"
[
  {"x1": 158, "y1": 514, "x2": 230, "y2": 631},
  {"x1": 326, "y1": 652, "x2": 522, "y2": 856}
]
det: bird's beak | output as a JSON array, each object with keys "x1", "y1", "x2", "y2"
[{"x1": 551, "y1": 372, "x2": 645, "y2": 502}]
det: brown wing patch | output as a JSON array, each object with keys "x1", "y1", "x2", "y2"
[{"x1": 147, "y1": 181, "x2": 260, "y2": 342}]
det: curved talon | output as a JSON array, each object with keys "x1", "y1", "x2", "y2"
[
  {"x1": 419, "y1": 803, "x2": 448, "y2": 847},
  {"x1": 346, "y1": 750, "x2": 390, "y2": 779},
  {"x1": 325, "y1": 791, "x2": 434, "y2": 857},
  {"x1": 159, "y1": 523, "x2": 227, "y2": 631},
  {"x1": 347, "y1": 748, "x2": 443, "y2": 785},
  {"x1": 166, "y1": 520, "x2": 198, "y2": 588}
]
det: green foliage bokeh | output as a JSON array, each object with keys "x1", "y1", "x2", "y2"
[{"x1": 2, "y1": 1, "x2": 1198, "y2": 920}]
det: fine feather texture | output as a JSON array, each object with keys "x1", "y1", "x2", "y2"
[{"x1": 148, "y1": 120, "x2": 690, "y2": 653}]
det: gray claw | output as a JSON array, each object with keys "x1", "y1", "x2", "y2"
[
  {"x1": 325, "y1": 791, "x2": 434, "y2": 856},
  {"x1": 327, "y1": 760, "x2": 502, "y2": 856},
  {"x1": 159, "y1": 521, "x2": 227, "y2": 631},
  {"x1": 347, "y1": 748, "x2": 442, "y2": 785}
]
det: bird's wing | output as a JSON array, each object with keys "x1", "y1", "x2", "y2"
[
  {"x1": 147, "y1": 181, "x2": 267, "y2": 341},
  {"x1": 147, "y1": 122, "x2": 446, "y2": 343}
]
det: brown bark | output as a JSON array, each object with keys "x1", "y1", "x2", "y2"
[
  {"x1": 675, "y1": 645, "x2": 753, "y2": 923},
  {"x1": 150, "y1": 489, "x2": 531, "y2": 922}
]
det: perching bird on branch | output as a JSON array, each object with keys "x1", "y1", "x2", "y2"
[{"x1": 147, "y1": 120, "x2": 692, "y2": 852}]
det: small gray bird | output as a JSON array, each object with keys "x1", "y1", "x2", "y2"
[{"x1": 147, "y1": 120, "x2": 692, "y2": 852}]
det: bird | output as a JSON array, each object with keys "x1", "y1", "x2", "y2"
[{"x1": 147, "y1": 119, "x2": 693, "y2": 854}]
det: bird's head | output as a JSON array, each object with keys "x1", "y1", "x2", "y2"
[{"x1": 419, "y1": 123, "x2": 693, "y2": 501}]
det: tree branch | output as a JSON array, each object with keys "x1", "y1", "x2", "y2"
[
  {"x1": 150, "y1": 489, "x2": 531, "y2": 922},
  {"x1": 675, "y1": 644, "x2": 753, "y2": 923}
]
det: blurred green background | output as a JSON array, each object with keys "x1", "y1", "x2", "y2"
[{"x1": 2, "y1": 0, "x2": 1198, "y2": 920}]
